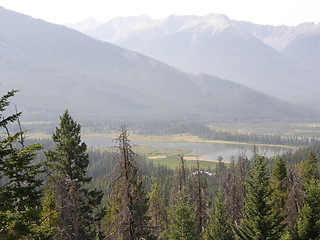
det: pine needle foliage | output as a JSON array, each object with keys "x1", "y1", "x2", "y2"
[
  {"x1": 45, "y1": 110, "x2": 103, "y2": 239},
  {"x1": 296, "y1": 179, "x2": 320, "y2": 239},
  {"x1": 296, "y1": 152, "x2": 320, "y2": 239},
  {"x1": 235, "y1": 154, "x2": 285, "y2": 240},
  {"x1": 0, "y1": 90, "x2": 44, "y2": 239},
  {"x1": 205, "y1": 189, "x2": 234, "y2": 240},
  {"x1": 147, "y1": 180, "x2": 167, "y2": 239},
  {"x1": 167, "y1": 188, "x2": 198, "y2": 240}
]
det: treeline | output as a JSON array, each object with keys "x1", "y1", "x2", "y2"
[
  {"x1": 1, "y1": 90, "x2": 320, "y2": 239},
  {"x1": 137, "y1": 122, "x2": 320, "y2": 146},
  {"x1": 24, "y1": 118, "x2": 320, "y2": 147}
]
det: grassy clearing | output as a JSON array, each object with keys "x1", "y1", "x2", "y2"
[
  {"x1": 132, "y1": 145, "x2": 191, "y2": 158},
  {"x1": 132, "y1": 145, "x2": 220, "y2": 169}
]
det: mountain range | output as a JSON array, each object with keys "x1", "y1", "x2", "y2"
[
  {"x1": 78, "y1": 14, "x2": 320, "y2": 109},
  {"x1": 0, "y1": 7, "x2": 317, "y2": 122}
]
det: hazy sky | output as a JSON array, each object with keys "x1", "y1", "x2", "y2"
[{"x1": 0, "y1": 0, "x2": 319, "y2": 26}]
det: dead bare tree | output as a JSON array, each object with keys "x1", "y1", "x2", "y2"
[{"x1": 105, "y1": 127, "x2": 151, "y2": 240}]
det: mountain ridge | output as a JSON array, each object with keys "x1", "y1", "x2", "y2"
[
  {"x1": 78, "y1": 14, "x2": 320, "y2": 109},
  {"x1": 0, "y1": 7, "x2": 317, "y2": 122}
]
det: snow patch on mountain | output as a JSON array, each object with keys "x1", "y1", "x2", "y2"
[{"x1": 235, "y1": 21, "x2": 320, "y2": 50}]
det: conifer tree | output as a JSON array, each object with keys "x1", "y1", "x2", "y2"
[
  {"x1": 285, "y1": 167, "x2": 304, "y2": 238},
  {"x1": 297, "y1": 152, "x2": 318, "y2": 185},
  {"x1": 215, "y1": 156, "x2": 227, "y2": 186},
  {"x1": 296, "y1": 152, "x2": 320, "y2": 239},
  {"x1": 39, "y1": 186, "x2": 61, "y2": 239},
  {"x1": 296, "y1": 179, "x2": 320, "y2": 239},
  {"x1": 270, "y1": 158, "x2": 288, "y2": 219},
  {"x1": 45, "y1": 110, "x2": 103, "y2": 240},
  {"x1": 234, "y1": 154, "x2": 284, "y2": 240},
  {"x1": 0, "y1": 90, "x2": 44, "y2": 239},
  {"x1": 167, "y1": 155, "x2": 198, "y2": 240},
  {"x1": 148, "y1": 181, "x2": 167, "y2": 239},
  {"x1": 205, "y1": 189, "x2": 234, "y2": 240},
  {"x1": 105, "y1": 127, "x2": 151, "y2": 240},
  {"x1": 167, "y1": 189, "x2": 198, "y2": 240}
]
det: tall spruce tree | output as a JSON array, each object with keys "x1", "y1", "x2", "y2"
[
  {"x1": 285, "y1": 167, "x2": 304, "y2": 239},
  {"x1": 270, "y1": 158, "x2": 288, "y2": 218},
  {"x1": 167, "y1": 155, "x2": 198, "y2": 240},
  {"x1": 298, "y1": 152, "x2": 318, "y2": 184},
  {"x1": 105, "y1": 127, "x2": 151, "y2": 240},
  {"x1": 167, "y1": 189, "x2": 198, "y2": 240},
  {"x1": 296, "y1": 179, "x2": 320, "y2": 239},
  {"x1": 296, "y1": 152, "x2": 320, "y2": 239},
  {"x1": 147, "y1": 181, "x2": 167, "y2": 239},
  {"x1": 45, "y1": 110, "x2": 103, "y2": 240},
  {"x1": 204, "y1": 189, "x2": 234, "y2": 240},
  {"x1": 0, "y1": 90, "x2": 44, "y2": 239},
  {"x1": 234, "y1": 154, "x2": 284, "y2": 240}
]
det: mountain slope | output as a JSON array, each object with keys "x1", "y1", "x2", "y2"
[
  {"x1": 281, "y1": 31, "x2": 320, "y2": 74},
  {"x1": 234, "y1": 21, "x2": 320, "y2": 51},
  {"x1": 83, "y1": 14, "x2": 320, "y2": 108},
  {"x1": 0, "y1": 7, "x2": 317, "y2": 121},
  {"x1": 235, "y1": 21, "x2": 320, "y2": 74},
  {"x1": 85, "y1": 15, "x2": 156, "y2": 42}
]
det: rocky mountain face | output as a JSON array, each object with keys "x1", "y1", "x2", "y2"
[{"x1": 79, "y1": 14, "x2": 320, "y2": 109}]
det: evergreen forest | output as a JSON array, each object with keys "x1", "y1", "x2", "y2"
[{"x1": 1, "y1": 90, "x2": 320, "y2": 240}]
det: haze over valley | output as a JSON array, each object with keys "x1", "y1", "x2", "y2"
[
  {"x1": 0, "y1": 7, "x2": 319, "y2": 122},
  {"x1": 1, "y1": 2, "x2": 320, "y2": 239},
  {"x1": 72, "y1": 14, "x2": 320, "y2": 109},
  {"x1": 1, "y1": 5, "x2": 320, "y2": 160}
]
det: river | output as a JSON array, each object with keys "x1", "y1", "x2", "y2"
[{"x1": 83, "y1": 136, "x2": 293, "y2": 162}]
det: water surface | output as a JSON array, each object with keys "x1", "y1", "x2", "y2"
[{"x1": 83, "y1": 136, "x2": 293, "y2": 162}]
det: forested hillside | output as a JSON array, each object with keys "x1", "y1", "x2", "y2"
[{"x1": 1, "y1": 91, "x2": 320, "y2": 239}]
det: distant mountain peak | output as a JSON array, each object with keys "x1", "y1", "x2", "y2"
[
  {"x1": 65, "y1": 17, "x2": 101, "y2": 32},
  {"x1": 183, "y1": 14, "x2": 231, "y2": 32},
  {"x1": 85, "y1": 14, "x2": 157, "y2": 42},
  {"x1": 1, "y1": 7, "x2": 316, "y2": 121},
  {"x1": 80, "y1": 12, "x2": 320, "y2": 111}
]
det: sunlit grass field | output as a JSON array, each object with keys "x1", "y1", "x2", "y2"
[{"x1": 133, "y1": 145, "x2": 221, "y2": 169}]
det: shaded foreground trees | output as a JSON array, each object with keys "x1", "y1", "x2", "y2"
[
  {"x1": 167, "y1": 189, "x2": 198, "y2": 240},
  {"x1": 147, "y1": 181, "x2": 167, "y2": 239},
  {"x1": 296, "y1": 152, "x2": 320, "y2": 239},
  {"x1": 0, "y1": 90, "x2": 43, "y2": 239},
  {"x1": 44, "y1": 110, "x2": 103, "y2": 239},
  {"x1": 167, "y1": 156, "x2": 198, "y2": 240},
  {"x1": 1, "y1": 90, "x2": 320, "y2": 239},
  {"x1": 234, "y1": 155, "x2": 285, "y2": 240},
  {"x1": 204, "y1": 189, "x2": 234, "y2": 240}
]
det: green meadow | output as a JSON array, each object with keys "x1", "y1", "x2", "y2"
[{"x1": 133, "y1": 145, "x2": 221, "y2": 169}]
